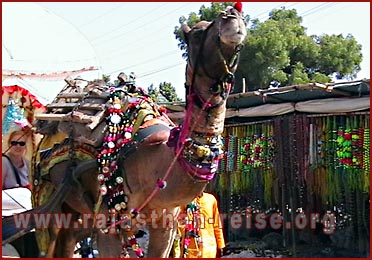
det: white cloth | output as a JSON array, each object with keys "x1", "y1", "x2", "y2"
[
  {"x1": 2, "y1": 187, "x2": 32, "y2": 216},
  {"x1": 2, "y1": 243, "x2": 20, "y2": 257}
]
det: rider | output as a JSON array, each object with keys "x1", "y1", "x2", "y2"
[{"x1": 116, "y1": 72, "x2": 146, "y2": 95}]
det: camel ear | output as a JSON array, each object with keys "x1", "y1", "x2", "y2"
[
  {"x1": 188, "y1": 29, "x2": 204, "y2": 45},
  {"x1": 181, "y1": 23, "x2": 191, "y2": 45}
]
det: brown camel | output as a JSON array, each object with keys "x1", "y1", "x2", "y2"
[{"x1": 2, "y1": 3, "x2": 246, "y2": 258}]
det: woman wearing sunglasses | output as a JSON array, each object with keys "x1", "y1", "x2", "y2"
[
  {"x1": 2, "y1": 129, "x2": 38, "y2": 258},
  {"x1": 2, "y1": 130, "x2": 31, "y2": 190}
]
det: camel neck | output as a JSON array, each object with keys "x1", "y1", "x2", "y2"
[{"x1": 188, "y1": 102, "x2": 226, "y2": 137}]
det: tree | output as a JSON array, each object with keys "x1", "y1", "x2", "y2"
[
  {"x1": 147, "y1": 82, "x2": 181, "y2": 102},
  {"x1": 147, "y1": 84, "x2": 160, "y2": 102},
  {"x1": 159, "y1": 82, "x2": 182, "y2": 102},
  {"x1": 174, "y1": 2, "x2": 249, "y2": 59},
  {"x1": 174, "y1": 5, "x2": 363, "y2": 92},
  {"x1": 315, "y1": 34, "x2": 363, "y2": 80},
  {"x1": 101, "y1": 74, "x2": 111, "y2": 84}
]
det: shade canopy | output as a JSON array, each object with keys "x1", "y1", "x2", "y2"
[{"x1": 2, "y1": 2, "x2": 101, "y2": 103}]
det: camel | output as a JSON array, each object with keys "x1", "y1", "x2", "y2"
[{"x1": 2, "y1": 3, "x2": 246, "y2": 258}]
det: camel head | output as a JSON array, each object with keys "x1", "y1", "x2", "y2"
[
  {"x1": 181, "y1": 2, "x2": 247, "y2": 108},
  {"x1": 218, "y1": 2, "x2": 247, "y2": 47}
]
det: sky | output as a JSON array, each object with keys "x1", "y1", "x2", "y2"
[{"x1": 3, "y1": 2, "x2": 370, "y2": 102}]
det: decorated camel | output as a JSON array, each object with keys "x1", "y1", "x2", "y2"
[{"x1": 2, "y1": 3, "x2": 247, "y2": 258}]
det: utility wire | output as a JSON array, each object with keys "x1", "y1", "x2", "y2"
[
  {"x1": 106, "y1": 3, "x2": 336, "y2": 78},
  {"x1": 300, "y1": 2, "x2": 336, "y2": 17},
  {"x1": 109, "y1": 61, "x2": 184, "y2": 78},
  {"x1": 138, "y1": 62, "x2": 185, "y2": 79},
  {"x1": 77, "y1": 2, "x2": 355, "y2": 84},
  {"x1": 93, "y1": 2, "x2": 192, "y2": 46},
  {"x1": 251, "y1": 2, "x2": 288, "y2": 20},
  {"x1": 91, "y1": 3, "x2": 168, "y2": 42},
  {"x1": 304, "y1": 3, "x2": 352, "y2": 24},
  {"x1": 110, "y1": 49, "x2": 179, "y2": 72},
  {"x1": 111, "y1": 2, "x2": 339, "y2": 83},
  {"x1": 102, "y1": 24, "x2": 170, "y2": 60},
  {"x1": 77, "y1": 3, "x2": 127, "y2": 28}
]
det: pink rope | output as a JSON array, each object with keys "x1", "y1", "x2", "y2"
[
  {"x1": 178, "y1": 94, "x2": 195, "y2": 147},
  {"x1": 134, "y1": 94, "x2": 214, "y2": 214},
  {"x1": 108, "y1": 93, "x2": 216, "y2": 228}
]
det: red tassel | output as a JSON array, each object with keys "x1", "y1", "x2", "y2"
[{"x1": 234, "y1": 2, "x2": 243, "y2": 13}]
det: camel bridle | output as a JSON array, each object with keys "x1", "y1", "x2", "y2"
[{"x1": 186, "y1": 12, "x2": 244, "y2": 111}]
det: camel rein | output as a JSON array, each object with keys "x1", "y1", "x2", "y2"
[
  {"x1": 187, "y1": 18, "x2": 243, "y2": 110},
  {"x1": 99, "y1": 14, "x2": 243, "y2": 232},
  {"x1": 103, "y1": 21, "x2": 224, "y2": 229}
]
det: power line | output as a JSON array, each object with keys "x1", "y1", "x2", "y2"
[
  {"x1": 138, "y1": 62, "x2": 185, "y2": 79},
  {"x1": 299, "y1": 2, "x2": 336, "y2": 17},
  {"x1": 101, "y1": 2, "x2": 360, "y2": 84},
  {"x1": 93, "y1": 2, "x2": 192, "y2": 47},
  {"x1": 251, "y1": 2, "x2": 288, "y2": 20},
  {"x1": 142, "y1": 3, "x2": 343, "y2": 78},
  {"x1": 104, "y1": 3, "x2": 334, "y2": 75},
  {"x1": 109, "y1": 61, "x2": 184, "y2": 80},
  {"x1": 92, "y1": 2, "x2": 197, "y2": 60},
  {"x1": 77, "y1": 3, "x2": 127, "y2": 28},
  {"x1": 90, "y1": 2, "x2": 168, "y2": 42},
  {"x1": 304, "y1": 3, "x2": 353, "y2": 24},
  {"x1": 102, "y1": 25, "x2": 170, "y2": 61},
  {"x1": 35, "y1": 3, "x2": 102, "y2": 70},
  {"x1": 109, "y1": 49, "x2": 180, "y2": 72}
]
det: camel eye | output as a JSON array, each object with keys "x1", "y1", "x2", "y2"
[{"x1": 209, "y1": 83, "x2": 222, "y2": 94}]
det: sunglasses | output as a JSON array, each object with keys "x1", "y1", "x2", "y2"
[{"x1": 10, "y1": 141, "x2": 26, "y2": 147}]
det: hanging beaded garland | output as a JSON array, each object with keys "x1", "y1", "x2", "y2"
[
  {"x1": 239, "y1": 134, "x2": 274, "y2": 171},
  {"x1": 226, "y1": 135, "x2": 237, "y2": 172},
  {"x1": 363, "y1": 128, "x2": 370, "y2": 170},
  {"x1": 97, "y1": 88, "x2": 131, "y2": 214},
  {"x1": 362, "y1": 128, "x2": 370, "y2": 192},
  {"x1": 335, "y1": 127, "x2": 364, "y2": 168},
  {"x1": 316, "y1": 118, "x2": 327, "y2": 164},
  {"x1": 218, "y1": 135, "x2": 227, "y2": 173},
  {"x1": 96, "y1": 88, "x2": 162, "y2": 258},
  {"x1": 97, "y1": 88, "x2": 160, "y2": 214},
  {"x1": 351, "y1": 128, "x2": 364, "y2": 167}
]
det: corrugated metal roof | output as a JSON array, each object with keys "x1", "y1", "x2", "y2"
[
  {"x1": 227, "y1": 79, "x2": 370, "y2": 109},
  {"x1": 161, "y1": 79, "x2": 370, "y2": 123}
]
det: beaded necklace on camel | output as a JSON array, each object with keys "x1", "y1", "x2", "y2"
[{"x1": 96, "y1": 88, "x2": 163, "y2": 258}]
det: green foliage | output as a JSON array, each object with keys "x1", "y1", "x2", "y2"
[
  {"x1": 311, "y1": 72, "x2": 332, "y2": 83},
  {"x1": 101, "y1": 74, "x2": 111, "y2": 84},
  {"x1": 291, "y1": 62, "x2": 310, "y2": 85},
  {"x1": 316, "y1": 34, "x2": 362, "y2": 80},
  {"x1": 174, "y1": 2, "x2": 249, "y2": 59},
  {"x1": 159, "y1": 82, "x2": 181, "y2": 102},
  {"x1": 147, "y1": 84, "x2": 160, "y2": 102},
  {"x1": 175, "y1": 4, "x2": 363, "y2": 91},
  {"x1": 147, "y1": 82, "x2": 181, "y2": 102},
  {"x1": 199, "y1": 2, "x2": 233, "y2": 20}
]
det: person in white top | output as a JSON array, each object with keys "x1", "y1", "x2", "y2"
[
  {"x1": 2, "y1": 129, "x2": 38, "y2": 258},
  {"x1": 2, "y1": 129, "x2": 31, "y2": 190}
]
